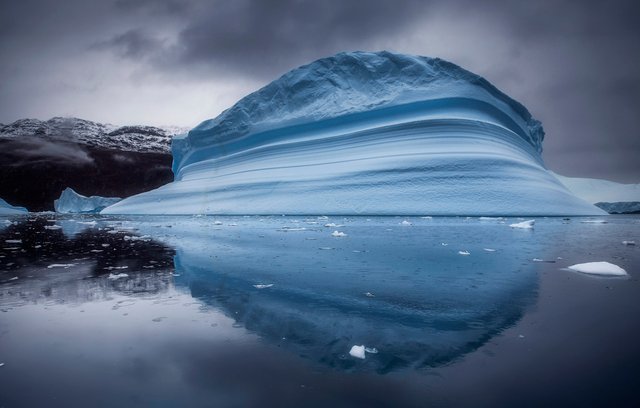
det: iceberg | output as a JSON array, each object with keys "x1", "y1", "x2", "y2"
[
  {"x1": 595, "y1": 201, "x2": 640, "y2": 214},
  {"x1": 103, "y1": 51, "x2": 603, "y2": 216},
  {"x1": 54, "y1": 187, "x2": 121, "y2": 214},
  {"x1": 0, "y1": 198, "x2": 27, "y2": 215}
]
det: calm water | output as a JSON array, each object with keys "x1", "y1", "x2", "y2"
[{"x1": 1, "y1": 215, "x2": 639, "y2": 407}]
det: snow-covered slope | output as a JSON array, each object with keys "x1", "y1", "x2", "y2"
[
  {"x1": 0, "y1": 117, "x2": 189, "y2": 153},
  {"x1": 0, "y1": 198, "x2": 28, "y2": 215},
  {"x1": 103, "y1": 51, "x2": 604, "y2": 215},
  {"x1": 54, "y1": 188, "x2": 121, "y2": 213},
  {"x1": 551, "y1": 172, "x2": 640, "y2": 204}
]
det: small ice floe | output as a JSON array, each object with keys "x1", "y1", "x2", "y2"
[
  {"x1": 458, "y1": 250, "x2": 470, "y2": 256},
  {"x1": 90, "y1": 249, "x2": 103, "y2": 253},
  {"x1": 44, "y1": 225, "x2": 62, "y2": 230},
  {"x1": 47, "y1": 263, "x2": 75, "y2": 269},
  {"x1": 107, "y1": 273, "x2": 129, "y2": 280},
  {"x1": 510, "y1": 220, "x2": 534, "y2": 229},
  {"x1": 34, "y1": 245, "x2": 41, "y2": 249},
  {"x1": 479, "y1": 217, "x2": 504, "y2": 221},
  {"x1": 566, "y1": 261, "x2": 627, "y2": 276},
  {"x1": 483, "y1": 248, "x2": 497, "y2": 252},
  {"x1": 0, "y1": 362, "x2": 4, "y2": 367},
  {"x1": 77, "y1": 221, "x2": 97, "y2": 226},
  {"x1": 278, "y1": 227, "x2": 307, "y2": 232},
  {"x1": 420, "y1": 216, "x2": 432, "y2": 219},
  {"x1": 364, "y1": 292, "x2": 375, "y2": 297},
  {"x1": 318, "y1": 247, "x2": 334, "y2": 250},
  {"x1": 400, "y1": 220, "x2": 412, "y2": 226},
  {"x1": 532, "y1": 258, "x2": 555, "y2": 263},
  {"x1": 253, "y1": 284, "x2": 274, "y2": 289},
  {"x1": 213, "y1": 220, "x2": 223, "y2": 225},
  {"x1": 228, "y1": 223, "x2": 238, "y2": 226},
  {"x1": 324, "y1": 223, "x2": 343, "y2": 228},
  {"x1": 105, "y1": 266, "x2": 128, "y2": 270},
  {"x1": 124, "y1": 235, "x2": 151, "y2": 242},
  {"x1": 364, "y1": 347, "x2": 378, "y2": 354},
  {"x1": 8, "y1": 276, "x2": 18, "y2": 281},
  {"x1": 101, "y1": 243, "x2": 110, "y2": 247},
  {"x1": 441, "y1": 242, "x2": 448, "y2": 246},
  {"x1": 317, "y1": 215, "x2": 329, "y2": 220},
  {"x1": 349, "y1": 345, "x2": 366, "y2": 359},
  {"x1": 331, "y1": 231, "x2": 347, "y2": 237},
  {"x1": 622, "y1": 240, "x2": 636, "y2": 246},
  {"x1": 5, "y1": 239, "x2": 22, "y2": 244},
  {"x1": 580, "y1": 219, "x2": 608, "y2": 224}
]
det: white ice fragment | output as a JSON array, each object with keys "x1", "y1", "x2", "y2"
[
  {"x1": 107, "y1": 273, "x2": 129, "y2": 280},
  {"x1": 47, "y1": 263, "x2": 75, "y2": 269},
  {"x1": 458, "y1": 250, "x2": 470, "y2": 256},
  {"x1": 104, "y1": 266, "x2": 128, "y2": 270},
  {"x1": 400, "y1": 220, "x2": 412, "y2": 226},
  {"x1": 213, "y1": 220, "x2": 223, "y2": 225},
  {"x1": 510, "y1": 220, "x2": 535, "y2": 229},
  {"x1": 324, "y1": 223, "x2": 343, "y2": 227},
  {"x1": 441, "y1": 242, "x2": 448, "y2": 246},
  {"x1": 5, "y1": 239, "x2": 21, "y2": 244},
  {"x1": 479, "y1": 217, "x2": 504, "y2": 221},
  {"x1": 483, "y1": 248, "x2": 496, "y2": 252},
  {"x1": 622, "y1": 240, "x2": 636, "y2": 246},
  {"x1": 9, "y1": 276, "x2": 18, "y2": 281},
  {"x1": 0, "y1": 362, "x2": 4, "y2": 367},
  {"x1": 580, "y1": 219, "x2": 608, "y2": 224},
  {"x1": 364, "y1": 292, "x2": 375, "y2": 297},
  {"x1": 318, "y1": 247, "x2": 334, "y2": 250},
  {"x1": 567, "y1": 261, "x2": 627, "y2": 276},
  {"x1": 331, "y1": 231, "x2": 347, "y2": 237},
  {"x1": 44, "y1": 225, "x2": 62, "y2": 230},
  {"x1": 364, "y1": 347, "x2": 378, "y2": 354},
  {"x1": 349, "y1": 345, "x2": 366, "y2": 359},
  {"x1": 253, "y1": 284, "x2": 274, "y2": 289},
  {"x1": 420, "y1": 216, "x2": 432, "y2": 219}
]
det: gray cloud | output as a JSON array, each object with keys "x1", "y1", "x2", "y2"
[
  {"x1": 0, "y1": 0, "x2": 639, "y2": 182},
  {"x1": 4, "y1": 137, "x2": 94, "y2": 167}
]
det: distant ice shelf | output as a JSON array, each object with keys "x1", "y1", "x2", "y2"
[
  {"x1": 0, "y1": 198, "x2": 27, "y2": 215},
  {"x1": 54, "y1": 188, "x2": 121, "y2": 213},
  {"x1": 103, "y1": 51, "x2": 604, "y2": 216}
]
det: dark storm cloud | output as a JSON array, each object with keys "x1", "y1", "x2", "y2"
[{"x1": 1, "y1": 0, "x2": 639, "y2": 181}]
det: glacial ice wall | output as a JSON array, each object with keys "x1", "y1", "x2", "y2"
[
  {"x1": 103, "y1": 51, "x2": 603, "y2": 215},
  {"x1": 54, "y1": 188, "x2": 121, "y2": 213}
]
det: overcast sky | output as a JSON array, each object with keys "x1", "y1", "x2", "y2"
[{"x1": 1, "y1": 0, "x2": 639, "y2": 182}]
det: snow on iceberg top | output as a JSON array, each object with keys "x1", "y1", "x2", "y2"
[{"x1": 174, "y1": 51, "x2": 544, "y2": 173}]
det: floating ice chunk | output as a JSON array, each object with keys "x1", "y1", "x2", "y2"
[
  {"x1": 510, "y1": 220, "x2": 535, "y2": 229},
  {"x1": 317, "y1": 216, "x2": 329, "y2": 220},
  {"x1": 253, "y1": 284, "x2": 274, "y2": 289},
  {"x1": 0, "y1": 198, "x2": 27, "y2": 215},
  {"x1": 441, "y1": 242, "x2": 448, "y2": 246},
  {"x1": 331, "y1": 231, "x2": 347, "y2": 237},
  {"x1": 580, "y1": 219, "x2": 608, "y2": 224},
  {"x1": 622, "y1": 240, "x2": 636, "y2": 246},
  {"x1": 54, "y1": 187, "x2": 121, "y2": 213},
  {"x1": 400, "y1": 220, "x2": 412, "y2": 226},
  {"x1": 349, "y1": 345, "x2": 366, "y2": 359},
  {"x1": 318, "y1": 247, "x2": 334, "y2": 250},
  {"x1": 5, "y1": 239, "x2": 21, "y2": 244},
  {"x1": 8, "y1": 276, "x2": 18, "y2": 281},
  {"x1": 458, "y1": 250, "x2": 470, "y2": 256},
  {"x1": 324, "y1": 223, "x2": 343, "y2": 227},
  {"x1": 483, "y1": 248, "x2": 496, "y2": 252},
  {"x1": 105, "y1": 266, "x2": 128, "y2": 270},
  {"x1": 567, "y1": 261, "x2": 627, "y2": 276},
  {"x1": 47, "y1": 263, "x2": 75, "y2": 269},
  {"x1": 364, "y1": 347, "x2": 379, "y2": 354},
  {"x1": 213, "y1": 220, "x2": 223, "y2": 225},
  {"x1": 44, "y1": 225, "x2": 62, "y2": 230},
  {"x1": 479, "y1": 217, "x2": 504, "y2": 221},
  {"x1": 364, "y1": 292, "x2": 375, "y2": 297},
  {"x1": 124, "y1": 235, "x2": 152, "y2": 241},
  {"x1": 420, "y1": 216, "x2": 433, "y2": 219},
  {"x1": 532, "y1": 258, "x2": 555, "y2": 263},
  {"x1": 107, "y1": 273, "x2": 129, "y2": 280},
  {"x1": 278, "y1": 227, "x2": 307, "y2": 232}
]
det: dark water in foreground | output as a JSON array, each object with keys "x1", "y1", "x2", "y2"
[{"x1": 0, "y1": 215, "x2": 638, "y2": 407}]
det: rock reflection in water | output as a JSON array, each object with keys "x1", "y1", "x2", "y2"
[{"x1": 0, "y1": 215, "x2": 175, "y2": 305}]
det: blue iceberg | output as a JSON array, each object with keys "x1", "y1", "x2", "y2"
[
  {"x1": 103, "y1": 51, "x2": 603, "y2": 215},
  {"x1": 0, "y1": 198, "x2": 28, "y2": 215},
  {"x1": 54, "y1": 187, "x2": 121, "y2": 213}
]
